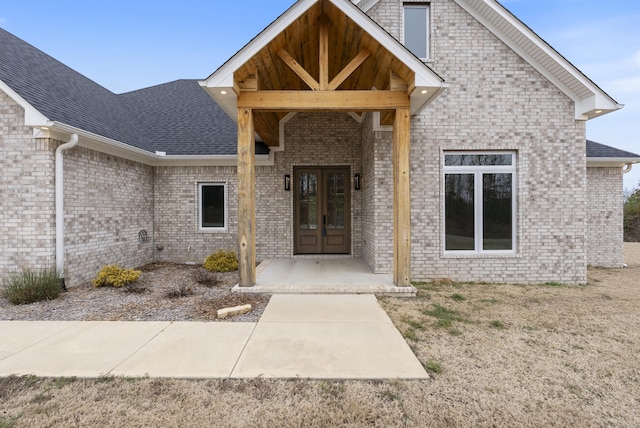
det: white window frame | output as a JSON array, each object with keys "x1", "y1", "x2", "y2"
[
  {"x1": 198, "y1": 182, "x2": 228, "y2": 232},
  {"x1": 442, "y1": 152, "x2": 517, "y2": 255},
  {"x1": 402, "y1": 3, "x2": 430, "y2": 61}
]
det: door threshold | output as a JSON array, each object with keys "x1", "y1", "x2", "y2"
[{"x1": 292, "y1": 254, "x2": 355, "y2": 259}]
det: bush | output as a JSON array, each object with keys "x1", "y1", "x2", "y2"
[
  {"x1": 1, "y1": 266, "x2": 62, "y2": 305},
  {"x1": 624, "y1": 190, "x2": 640, "y2": 242},
  {"x1": 93, "y1": 265, "x2": 141, "y2": 288},
  {"x1": 204, "y1": 250, "x2": 238, "y2": 273}
]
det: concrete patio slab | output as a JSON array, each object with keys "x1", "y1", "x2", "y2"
[
  {"x1": 259, "y1": 294, "x2": 391, "y2": 323},
  {"x1": 0, "y1": 321, "x2": 79, "y2": 361},
  {"x1": 234, "y1": 258, "x2": 416, "y2": 295},
  {"x1": 112, "y1": 322, "x2": 256, "y2": 378},
  {"x1": 0, "y1": 321, "x2": 170, "y2": 377}
]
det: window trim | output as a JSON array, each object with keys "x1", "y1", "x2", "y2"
[
  {"x1": 442, "y1": 152, "x2": 517, "y2": 255},
  {"x1": 402, "y1": 3, "x2": 430, "y2": 61},
  {"x1": 198, "y1": 182, "x2": 228, "y2": 232}
]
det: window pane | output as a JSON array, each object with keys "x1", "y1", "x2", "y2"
[
  {"x1": 201, "y1": 185, "x2": 225, "y2": 228},
  {"x1": 483, "y1": 173, "x2": 512, "y2": 250},
  {"x1": 445, "y1": 174, "x2": 475, "y2": 250},
  {"x1": 445, "y1": 154, "x2": 512, "y2": 166},
  {"x1": 404, "y1": 5, "x2": 427, "y2": 58}
]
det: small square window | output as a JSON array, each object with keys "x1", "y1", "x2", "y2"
[
  {"x1": 404, "y1": 3, "x2": 430, "y2": 60},
  {"x1": 199, "y1": 183, "x2": 227, "y2": 231}
]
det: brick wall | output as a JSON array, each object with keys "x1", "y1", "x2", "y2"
[
  {"x1": 587, "y1": 167, "x2": 624, "y2": 267},
  {"x1": 367, "y1": 0, "x2": 588, "y2": 283},
  {"x1": 152, "y1": 112, "x2": 362, "y2": 264},
  {"x1": 63, "y1": 146, "x2": 154, "y2": 285},
  {"x1": 154, "y1": 165, "x2": 238, "y2": 263},
  {"x1": 0, "y1": 91, "x2": 56, "y2": 272}
]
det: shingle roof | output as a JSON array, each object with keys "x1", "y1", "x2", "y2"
[
  {"x1": 0, "y1": 28, "x2": 269, "y2": 156},
  {"x1": 587, "y1": 140, "x2": 640, "y2": 159},
  {"x1": 119, "y1": 80, "x2": 269, "y2": 155},
  {"x1": 0, "y1": 28, "x2": 142, "y2": 149}
]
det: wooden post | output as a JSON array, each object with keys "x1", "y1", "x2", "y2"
[
  {"x1": 393, "y1": 108, "x2": 411, "y2": 287},
  {"x1": 237, "y1": 107, "x2": 256, "y2": 287}
]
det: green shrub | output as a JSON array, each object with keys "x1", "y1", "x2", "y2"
[
  {"x1": 93, "y1": 265, "x2": 141, "y2": 288},
  {"x1": 624, "y1": 190, "x2": 640, "y2": 241},
  {"x1": 1, "y1": 266, "x2": 62, "y2": 305},
  {"x1": 204, "y1": 250, "x2": 238, "y2": 272}
]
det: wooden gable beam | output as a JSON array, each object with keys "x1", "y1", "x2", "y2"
[
  {"x1": 319, "y1": 14, "x2": 330, "y2": 90},
  {"x1": 328, "y1": 49, "x2": 371, "y2": 91},
  {"x1": 277, "y1": 49, "x2": 320, "y2": 91},
  {"x1": 237, "y1": 90, "x2": 410, "y2": 111}
]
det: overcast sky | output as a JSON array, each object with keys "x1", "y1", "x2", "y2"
[{"x1": 1, "y1": 0, "x2": 638, "y2": 189}]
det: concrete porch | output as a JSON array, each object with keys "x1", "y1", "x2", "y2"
[{"x1": 232, "y1": 258, "x2": 416, "y2": 295}]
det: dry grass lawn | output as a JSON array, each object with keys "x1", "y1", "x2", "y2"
[{"x1": 1, "y1": 245, "x2": 639, "y2": 427}]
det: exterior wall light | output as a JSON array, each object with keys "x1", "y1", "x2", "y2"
[
  {"x1": 354, "y1": 173, "x2": 361, "y2": 190},
  {"x1": 284, "y1": 174, "x2": 291, "y2": 191}
]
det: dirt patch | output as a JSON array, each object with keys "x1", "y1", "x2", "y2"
[{"x1": 0, "y1": 262, "x2": 270, "y2": 322}]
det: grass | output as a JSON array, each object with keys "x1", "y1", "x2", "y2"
[
  {"x1": 450, "y1": 293, "x2": 466, "y2": 301},
  {"x1": 422, "y1": 303, "x2": 469, "y2": 326},
  {"x1": 489, "y1": 320, "x2": 506, "y2": 329},
  {"x1": 424, "y1": 360, "x2": 443, "y2": 374},
  {"x1": 0, "y1": 265, "x2": 62, "y2": 305}
]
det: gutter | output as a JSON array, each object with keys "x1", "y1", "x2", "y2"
[
  {"x1": 55, "y1": 133, "x2": 78, "y2": 289},
  {"x1": 587, "y1": 158, "x2": 640, "y2": 173}
]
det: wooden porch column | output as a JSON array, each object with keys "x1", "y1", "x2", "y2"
[
  {"x1": 237, "y1": 107, "x2": 256, "y2": 287},
  {"x1": 393, "y1": 108, "x2": 411, "y2": 286}
]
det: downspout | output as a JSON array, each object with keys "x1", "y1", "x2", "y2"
[
  {"x1": 622, "y1": 163, "x2": 633, "y2": 174},
  {"x1": 55, "y1": 133, "x2": 78, "y2": 289}
]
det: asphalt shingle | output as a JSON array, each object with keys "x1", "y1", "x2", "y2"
[
  {"x1": 587, "y1": 140, "x2": 640, "y2": 159},
  {"x1": 0, "y1": 28, "x2": 268, "y2": 156}
]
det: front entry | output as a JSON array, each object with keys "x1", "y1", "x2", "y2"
[{"x1": 294, "y1": 166, "x2": 351, "y2": 254}]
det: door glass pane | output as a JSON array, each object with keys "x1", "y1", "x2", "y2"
[
  {"x1": 445, "y1": 174, "x2": 475, "y2": 250},
  {"x1": 326, "y1": 172, "x2": 345, "y2": 230},
  {"x1": 483, "y1": 173, "x2": 513, "y2": 250},
  {"x1": 299, "y1": 173, "x2": 317, "y2": 230}
]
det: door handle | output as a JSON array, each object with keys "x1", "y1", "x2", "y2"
[{"x1": 323, "y1": 215, "x2": 327, "y2": 236}]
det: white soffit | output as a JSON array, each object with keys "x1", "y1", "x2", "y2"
[
  {"x1": 454, "y1": 0, "x2": 622, "y2": 120},
  {"x1": 200, "y1": 0, "x2": 446, "y2": 120}
]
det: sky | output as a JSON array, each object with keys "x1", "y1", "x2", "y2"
[{"x1": 1, "y1": 0, "x2": 639, "y2": 190}]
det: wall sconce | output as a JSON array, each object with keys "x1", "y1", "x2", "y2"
[
  {"x1": 354, "y1": 173, "x2": 361, "y2": 190},
  {"x1": 284, "y1": 174, "x2": 291, "y2": 191}
]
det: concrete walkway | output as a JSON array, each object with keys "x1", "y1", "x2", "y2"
[{"x1": 0, "y1": 295, "x2": 427, "y2": 379}]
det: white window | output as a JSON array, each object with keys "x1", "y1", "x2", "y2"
[
  {"x1": 403, "y1": 3, "x2": 429, "y2": 60},
  {"x1": 198, "y1": 183, "x2": 227, "y2": 231},
  {"x1": 443, "y1": 153, "x2": 516, "y2": 253}
]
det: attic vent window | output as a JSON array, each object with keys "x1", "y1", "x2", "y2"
[{"x1": 403, "y1": 3, "x2": 430, "y2": 60}]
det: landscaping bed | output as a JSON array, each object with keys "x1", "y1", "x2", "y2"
[{"x1": 0, "y1": 262, "x2": 270, "y2": 322}]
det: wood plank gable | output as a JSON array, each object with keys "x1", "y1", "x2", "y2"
[{"x1": 230, "y1": 0, "x2": 415, "y2": 146}]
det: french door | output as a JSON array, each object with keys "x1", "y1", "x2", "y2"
[{"x1": 294, "y1": 166, "x2": 351, "y2": 254}]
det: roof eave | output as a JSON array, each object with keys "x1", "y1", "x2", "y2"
[
  {"x1": 43, "y1": 122, "x2": 272, "y2": 167},
  {"x1": 453, "y1": 0, "x2": 622, "y2": 121},
  {"x1": 587, "y1": 158, "x2": 640, "y2": 167}
]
